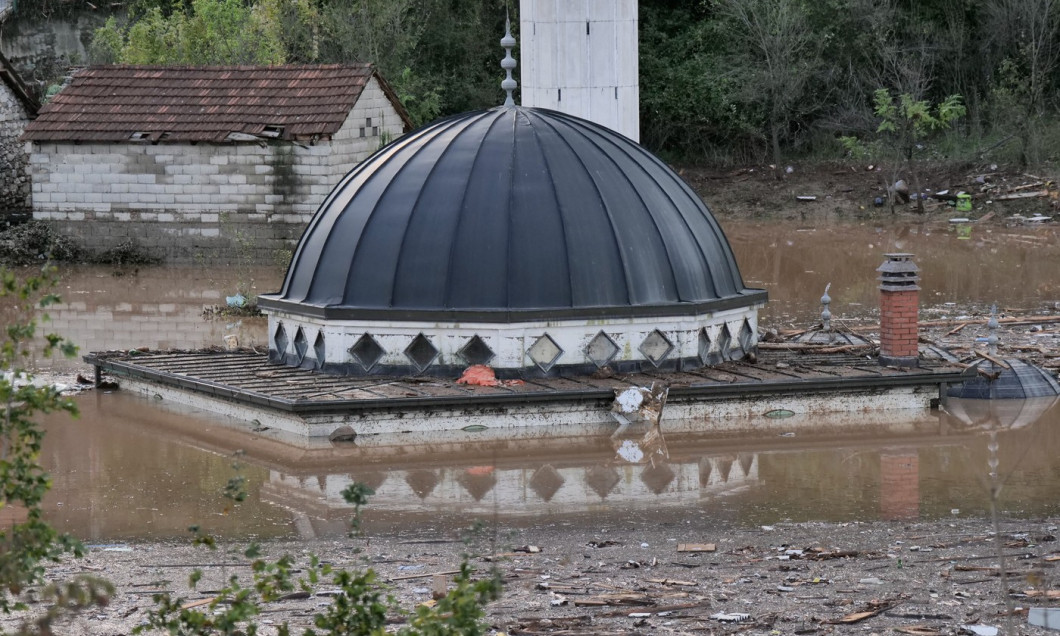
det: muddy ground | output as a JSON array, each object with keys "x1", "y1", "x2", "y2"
[
  {"x1": 4, "y1": 516, "x2": 1059, "y2": 635},
  {"x1": 684, "y1": 162, "x2": 1059, "y2": 223}
]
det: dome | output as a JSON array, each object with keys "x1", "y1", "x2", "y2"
[
  {"x1": 258, "y1": 106, "x2": 766, "y2": 376},
  {"x1": 946, "y1": 358, "x2": 1060, "y2": 400},
  {"x1": 260, "y1": 106, "x2": 764, "y2": 321}
]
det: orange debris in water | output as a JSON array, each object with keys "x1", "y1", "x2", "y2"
[
  {"x1": 456, "y1": 365, "x2": 527, "y2": 387},
  {"x1": 457, "y1": 364, "x2": 500, "y2": 386}
]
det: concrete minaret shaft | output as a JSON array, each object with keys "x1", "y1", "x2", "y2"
[{"x1": 519, "y1": 0, "x2": 640, "y2": 142}]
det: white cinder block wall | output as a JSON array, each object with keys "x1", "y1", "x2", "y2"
[{"x1": 25, "y1": 77, "x2": 405, "y2": 263}]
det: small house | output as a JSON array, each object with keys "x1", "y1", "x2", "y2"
[
  {"x1": 0, "y1": 49, "x2": 38, "y2": 218},
  {"x1": 22, "y1": 64, "x2": 412, "y2": 262}
]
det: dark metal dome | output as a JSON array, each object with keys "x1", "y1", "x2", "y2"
[
  {"x1": 947, "y1": 358, "x2": 1060, "y2": 400},
  {"x1": 259, "y1": 106, "x2": 765, "y2": 321}
]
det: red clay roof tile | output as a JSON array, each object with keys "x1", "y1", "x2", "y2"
[{"x1": 24, "y1": 64, "x2": 410, "y2": 143}]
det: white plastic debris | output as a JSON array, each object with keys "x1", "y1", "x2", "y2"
[
  {"x1": 711, "y1": 612, "x2": 750, "y2": 623},
  {"x1": 613, "y1": 387, "x2": 645, "y2": 413},
  {"x1": 1029, "y1": 608, "x2": 1060, "y2": 630},
  {"x1": 961, "y1": 625, "x2": 999, "y2": 636}
]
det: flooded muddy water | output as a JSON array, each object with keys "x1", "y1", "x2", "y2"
[
  {"x1": 15, "y1": 218, "x2": 1060, "y2": 540},
  {"x1": 15, "y1": 219, "x2": 1059, "y2": 372},
  {"x1": 40, "y1": 390, "x2": 1060, "y2": 541}
]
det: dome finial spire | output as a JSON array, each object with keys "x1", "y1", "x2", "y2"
[{"x1": 500, "y1": 10, "x2": 517, "y2": 107}]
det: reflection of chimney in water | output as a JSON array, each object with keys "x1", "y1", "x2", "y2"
[
  {"x1": 877, "y1": 253, "x2": 920, "y2": 368},
  {"x1": 880, "y1": 451, "x2": 920, "y2": 521}
]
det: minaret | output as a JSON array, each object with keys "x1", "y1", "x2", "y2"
[{"x1": 519, "y1": 0, "x2": 640, "y2": 142}]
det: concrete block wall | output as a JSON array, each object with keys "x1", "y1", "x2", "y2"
[
  {"x1": 26, "y1": 87, "x2": 407, "y2": 263},
  {"x1": 327, "y1": 77, "x2": 406, "y2": 181},
  {"x1": 0, "y1": 83, "x2": 31, "y2": 212}
]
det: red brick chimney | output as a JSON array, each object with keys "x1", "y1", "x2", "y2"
[{"x1": 877, "y1": 253, "x2": 920, "y2": 368}]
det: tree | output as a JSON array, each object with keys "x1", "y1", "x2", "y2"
[
  {"x1": 91, "y1": 0, "x2": 287, "y2": 65},
  {"x1": 718, "y1": 0, "x2": 823, "y2": 168},
  {"x1": 0, "y1": 265, "x2": 111, "y2": 630},
  {"x1": 985, "y1": 0, "x2": 1060, "y2": 165},
  {"x1": 843, "y1": 89, "x2": 966, "y2": 212},
  {"x1": 639, "y1": 2, "x2": 757, "y2": 160}
]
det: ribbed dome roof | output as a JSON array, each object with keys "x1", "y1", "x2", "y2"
[{"x1": 260, "y1": 106, "x2": 765, "y2": 321}]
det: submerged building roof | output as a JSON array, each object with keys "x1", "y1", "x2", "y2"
[
  {"x1": 22, "y1": 64, "x2": 412, "y2": 143},
  {"x1": 259, "y1": 105, "x2": 766, "y2": 322}
]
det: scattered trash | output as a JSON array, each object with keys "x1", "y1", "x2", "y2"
[
  {"x1": 960, "y1": 625, "x2": 999, "y2": 636},
  {"x1": 431, "y1": 573, "x2": 448, "y2": 600},
  {"x1": 611, "y1": 383, "x2": 669, "y2": 465},
  {"x1": 677, "y1": 543, "x2": 716, "y2": 553},
  {"x1": 328, "y1": 426, "x2": 357, "y2": 443},
  {"x1": 1029, "y1": 607, "x2": 1060, "y2": 629},
  {"x1": 956, "y1": 193, "x2": 972, "y2": 212},
  {"x1": 795, "y1": 195, "x2": 817, "y2": 202},
  {"x1": 225, "y1": 293, "x2": 247, "y2": 308},
  {"x1": 826, "y1": 600, "x2": 895, "y2": 624},
  {"x1": 859, "y1": 577, "x2": 884, "y2": 585},
  {"x1": 890, "y1": 179, "x2": 910, "y2": 203},
  {"x1": 711, "y1": 612, "x2": 751, "y2": 622},
  {"x1": 456, "y1": 365, "x2": 499, "y2": 387}
]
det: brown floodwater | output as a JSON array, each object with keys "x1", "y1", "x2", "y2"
[
  {"x1": 39, "y1": 390, "x2": 1060, "y2": 541},
  {"x1": 12, "y1": 218, "x2": 1059, "y2": 372},
  {"x1": 13, "y1": 218, "x2": 1060, "y2": 540}
]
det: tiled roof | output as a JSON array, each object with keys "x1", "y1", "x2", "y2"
[
  {"x1": 0, "y1": 50, "x2": 39, "y2": 117},
  {"x1": 23, "y1": 64, "x2": 411, "y2": 143}
]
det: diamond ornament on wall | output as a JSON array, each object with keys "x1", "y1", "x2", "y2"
[
  {"x1": 639, "y1": 329, "x2": 674, "y2": 367},
  {"x1": 293, "y1": 327, "x2": 308, "y2": 365},
  {"x1": 273, "y1": 323, "x2": 289, "y2": 355},
  {"x1": 737, "y1": 319, "x2": 756, "y2": 353},
  {"x1": 697, "y1": 327, "x2": 712, "y2": 366},
  {"x1": 527, "y1": 334, "x2": 563, "y2": 372},
  {"x1": 716, "y1": 324, "x2": 733, "y2": 360},
  {"x1": 458, "y1": 335, "x2": 495, "y2": 366},
  {"x1": 349, "y1": 333, "x2": 385, "y2": 372},
  {"x1": 585, "y1": 331, "x2": 619, "y2": 368},
  {"x1": 312, "y1": 331, "x2": 325, "y2": 368},
  {"x1": 405, "y1": 333, "x2": 440, "y2": 372}
]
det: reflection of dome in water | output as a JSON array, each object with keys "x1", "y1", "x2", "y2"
[
  {"x1": 944, "y1": 395, "x2": 1058, "y2": 431},
  {"x1": 944, "y1": 358, "x2": 1060, "y2": 430},
  {"x1": 258, "y1": 106, "x2": 766, "y2": 376}
]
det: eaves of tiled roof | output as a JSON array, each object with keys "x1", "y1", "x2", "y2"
[{"x1": 23, "y1": 64, "x2": 412, "y2": 143}]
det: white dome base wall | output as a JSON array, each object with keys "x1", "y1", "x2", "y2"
[{"x1": 266, "y1": 304, "x2": 763, "y2": 377}]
